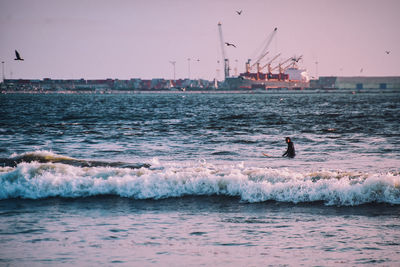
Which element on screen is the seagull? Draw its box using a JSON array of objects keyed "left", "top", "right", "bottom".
[
  {"left": 293, "top": 56, "right": 302, "bottom": 63},
  {"left": 225, "top": 42, "right": 237, "bottom": 48},
  {"left": 236, "top": 10, "right": 242, "bottom": 15},
  {"left": 385, "top": 51, "right": 390, "bottom": 54},
  {"left": 14, "top": 50, "right": 24, "bottom": 61}
]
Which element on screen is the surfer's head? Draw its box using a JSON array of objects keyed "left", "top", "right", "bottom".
[{"left": 285, "top": 137, "right": 291, "bottom": 143}]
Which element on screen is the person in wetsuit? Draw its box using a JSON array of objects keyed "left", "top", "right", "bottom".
[{"left": 282, "top": 137, "right": 295, "bottom": 158}]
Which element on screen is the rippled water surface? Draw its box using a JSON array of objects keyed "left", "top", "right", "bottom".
[
  {"left": 0, "top": 92, "right": 399, "bottom": 265},
  {"left": 1, "top": 93, "right": 399, "bottom": 170}
]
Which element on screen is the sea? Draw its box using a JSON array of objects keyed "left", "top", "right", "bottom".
[{"left": 0, "top": 91, "right": 399, "bottom": 266}]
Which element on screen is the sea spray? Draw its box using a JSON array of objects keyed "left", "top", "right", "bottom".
[{"left": 1, "top": 158, "right": 399, "bottom": 206}]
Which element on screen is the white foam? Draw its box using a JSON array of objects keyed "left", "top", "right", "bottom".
[{"left": 0, "top": 160, "right": 399, "bottom": 206}]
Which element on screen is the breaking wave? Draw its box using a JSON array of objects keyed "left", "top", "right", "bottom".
[
  {"left": 0, "top": 151, "right": 150, "bottom": 169},
  {"left": 0, "top": 152, "right": 399, "bottom": 206}
]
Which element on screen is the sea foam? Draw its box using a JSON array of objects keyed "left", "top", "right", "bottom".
[{"left": 0, "top": 153, "right": 399, "bottom": 206}]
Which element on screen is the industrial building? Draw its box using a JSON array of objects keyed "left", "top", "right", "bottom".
[{"left": 311, "top": 76, "right": 400, "bottom": 90}]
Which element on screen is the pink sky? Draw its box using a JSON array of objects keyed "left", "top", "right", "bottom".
[{"left": 1, "top": 0, "right": 399, "bottom": 80}]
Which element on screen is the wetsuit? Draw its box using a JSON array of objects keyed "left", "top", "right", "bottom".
[{"left": 283, "top": 141, "right": 295, "bottom": 158}]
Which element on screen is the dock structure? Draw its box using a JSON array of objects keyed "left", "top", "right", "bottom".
[
  {"left": 311, "top": 76, "right": 400, "bottom": 90},
  {"left": 1, "top": 76, "right": 399, "bottom": 93}
]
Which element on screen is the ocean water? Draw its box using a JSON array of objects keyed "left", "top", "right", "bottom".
[{"left": 0, "top": 92, "right": 399, "bottom": 266}]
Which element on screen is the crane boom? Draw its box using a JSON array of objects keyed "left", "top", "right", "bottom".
[
  {"left": 250, "top": 52, "right": 269, "bottom": 69},
  {"left": 250, "top": 27, "right": 277, "bottom": 68},
  {"left": 218, "top": 22, "right": 230, "bottom": 79},
  {"left": 279, "top": 57, "right": 295, "bottom": 73},
  {"left": 270, "top": 57, "right": 293, "bottom": 72},
  {"left": 260, "top": 53, "right": 281, "bottom": 71}
]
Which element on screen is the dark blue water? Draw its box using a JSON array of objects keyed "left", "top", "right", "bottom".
[
  {"left": 1, "top": 92, "right": 399, "bottom": 265},
  {"left": 1, "top": 93, "right": 399, "bottom": 169}
]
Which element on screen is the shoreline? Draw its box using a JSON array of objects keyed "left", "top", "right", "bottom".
[{"left": 1, "top": 88, "right": 399, "bottom": 94}]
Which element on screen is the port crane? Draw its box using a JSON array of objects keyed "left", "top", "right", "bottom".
[
  {"left": 248, "top": 27, "right": 277, "bottom": 71},
  {"left": 218, "top": 22, "right": 230, "bottom": 80},
  {"left": 261, "top": 53, "right": 281, "bottom": 73},
  {"left": 275, "top": 57, "right": 296, "bottom": 73}
]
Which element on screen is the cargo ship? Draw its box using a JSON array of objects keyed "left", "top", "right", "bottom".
[
  {"left": 218, "top": 23, "right": 309, "bottom": 90},
  {"left": 224, "top": 60, "right": 309, "bottom": 90}
]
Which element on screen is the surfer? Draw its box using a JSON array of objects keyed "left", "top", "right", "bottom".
[{"left": 282, "top": 137, "right": 295, "bottom": 158}]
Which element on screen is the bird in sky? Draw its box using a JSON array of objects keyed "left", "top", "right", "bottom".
[
  {"left": 236, "top": 10, "right": 242, "bottom": 15},
  {"left": 385, "top": 51, "right": 390, "bottom": 54},
  {"left": 292, "top": 55, "right": 303, "bottom": 63},
  {"left": 14, "top": 50, "right": 24, "bottom": 61},
  {"left": 225, "top": 42, "right": 237, "bottom": 48}
]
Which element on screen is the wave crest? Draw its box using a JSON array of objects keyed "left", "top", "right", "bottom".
[
  {"left": 1, "top": 157, "right": 399, "bottom": 206},
  {"left": 1, "top": 151, "right": 150, "bottom": 169}
]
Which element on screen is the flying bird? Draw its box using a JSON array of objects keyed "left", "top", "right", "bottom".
[
  {"left": 225, "top": 42, "right": 237, "bottom": 48},
  {"left": 292, "top": 55, "right": 302, "bottom": 63},
  {"left": 385, "top": 51, "right": 390, "bottom": 54},
  {"left": 14, "top": 50, "right": 24, "bottom": 61},
  {"left": 236, "top": 10, "right": 242, "bottom": 15}
]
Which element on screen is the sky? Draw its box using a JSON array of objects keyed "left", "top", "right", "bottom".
[{"left": 1, "top": 0, "right": 399, "bottom": 80}]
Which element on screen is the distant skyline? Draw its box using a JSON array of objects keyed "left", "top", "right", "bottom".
[{"left": 1, "top": 0, "right": 399, "bottom": 80}]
